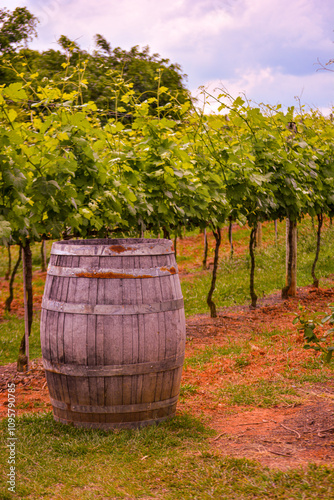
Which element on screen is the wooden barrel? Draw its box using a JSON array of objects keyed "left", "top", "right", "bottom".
[{"left": 40, "top": 238, "right": 186, "bottom": 430}]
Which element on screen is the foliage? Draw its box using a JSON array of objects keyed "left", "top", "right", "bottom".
[
  {"left": 0, "top": 78, "right": 124, "bottom": 245},
  {"left": 293, "top": 303, "right": 334, "bottom": 363},
  {"left": 1, "top": 41, "right": 334, "bottom": 315},
  {"left": 1, "top": 33, "right": 190, "bottom": 115}
]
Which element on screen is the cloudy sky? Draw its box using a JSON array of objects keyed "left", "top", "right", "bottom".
[{"left": 6, "top": 0, "right": 334, "bottom": 113}]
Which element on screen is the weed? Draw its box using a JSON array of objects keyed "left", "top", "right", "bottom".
[
  {"left": 180, "top": 383, "right": 198, "bottom": 397},
  {"left": 234, "top": 356, "right": 251, "bottom": 370}
]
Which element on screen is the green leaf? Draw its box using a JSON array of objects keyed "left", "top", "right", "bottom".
[
  {"left": 79, "top": 208, "right": 93, "bottom": 220},
  {"left": 233, "top": 96, "right": 245, "bottom": 107},
  {"left": 8, "top": 130, "right": 22, "bottom": 145},
  {"left": 8, "top": 109, "right": 17, "bottom": 122},
  {"left": 124, "top": 190, "right": 137, "bottom": 203},
  {"left": 0, "top": 219, "right": 12, "bottom": 241},
  {"left": 4, "top": 82, "right": 27, "bottom": 101},
  {"left": 180, "top": 101, "right": 191, "bottom": 115}
]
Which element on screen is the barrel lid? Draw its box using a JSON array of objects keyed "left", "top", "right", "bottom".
[{"left": 51, "top": 238, "right": 174, "bottom": 256}]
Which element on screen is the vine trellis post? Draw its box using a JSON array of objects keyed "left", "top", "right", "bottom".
[
  {"left": 282, "top": 218, "right": 297, "bottom": 298},
  {"left": 22, "top": 245, "right": 29, "bottom": 372}
]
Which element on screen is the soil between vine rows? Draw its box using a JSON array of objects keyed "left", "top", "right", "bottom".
[{"left": 0, "top": 282, "right": 334, "bottom": 471}]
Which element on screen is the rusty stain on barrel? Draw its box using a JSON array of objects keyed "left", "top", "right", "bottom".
[
  {"left": 108, "top": 245, "right": 132, "bottom": 254},
  {"left": 40, "top": 238, "right": 186, "bottom": 430},
  {"left": 75, "top": 271, "right": 153, "bottom": 279}
]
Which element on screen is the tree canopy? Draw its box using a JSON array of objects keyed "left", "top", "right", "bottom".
[
  {"left": 0, "top": 7, "right": 38, "bottom": 54},
  {"left": 0, "top": 8, "right": 190, "bottom": 113}
]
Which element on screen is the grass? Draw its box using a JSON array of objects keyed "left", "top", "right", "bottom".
[
  {"left": 0, "top": 314, "right": 42, "bottom": 365},
  {"left": 0, "top": 240, "right": 53, "bottom": 277},
  {"left": 1, "top": 412, "right": 334, "bottom": 499},
  {"left": 179, "top": 382, "right": 199, "bottom": 398},
  {"left": 185, "top": 343, "right": 249, "bottom": 370},
  {"left": 217, "top": 379, "right": 300, "bottom": 408},
  {"left": 183, "top": 324, "right": 334, "bottom": 409},
  {"left": 284, "top": 368, "right": 334, "bottom": 384},
  {"left": 182, "top": 220, "right": 334, "bottom": 316},
  {"left": 0, "top": 240, "right": 49, "bottom": 365}
]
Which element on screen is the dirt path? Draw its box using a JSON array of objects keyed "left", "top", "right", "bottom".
[{"left": 210, "top": 399, "right": 334, "bottom": 470}]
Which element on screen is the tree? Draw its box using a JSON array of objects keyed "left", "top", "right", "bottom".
[
  {"left": 0, "top": 7, "right": 38, "bottom": 54},
  {"left": 95, "top": 34, "right": 111, "bottom": 55}
]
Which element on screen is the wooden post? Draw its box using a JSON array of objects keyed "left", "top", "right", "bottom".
[
  {"left": 22, "top": 246, "right": 29, "bottom": 371},
  {"left": 5, "top": 244, "right": 11, "bottom": 280},
  {"left": 255, "top": 222, "right": 262, "bottom": 248},
  {"left": 41, "top": 239, "right": 47, "bottom": 272},
  {"left": 284, "top": 218, "right": 297, "bottom": 297},
  {"left": 311, "top": 213, "right": 323, "bottom": 288}
]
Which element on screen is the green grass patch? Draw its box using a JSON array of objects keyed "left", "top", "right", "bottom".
[
  {"left": 180, "top": 382, "right": 199, "bottom": 397},
  {"left": 249, "top": 328, "right": 295, "bottom": 354},
  {"left": 217, "top": 379, "right": 300, "bottom": 408},
  {"left": 1, "top": 219, "right": 334, "bottom": 364},
  {"left": 0, "top": 314, "right": 42, "bottom": 365},
  {"left": 284, "top": 367, "right": 334, "bottom": 384},
  {"left": 185, "top": 343, "right": 248, "bottom": 369},
  {"left": 234, "top": 356, "right": 251, "bottom": 370},
  {"left": 1, "top": 412, "right": 334, "bottom": 499}
]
